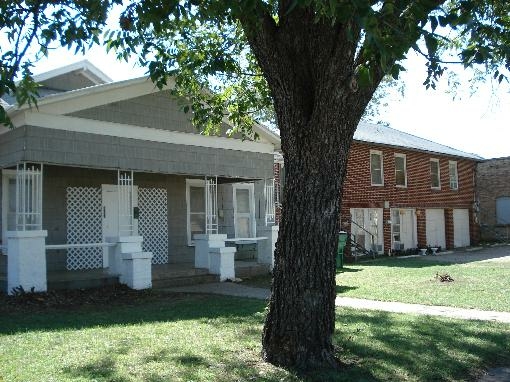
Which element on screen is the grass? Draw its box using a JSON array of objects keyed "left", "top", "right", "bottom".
[
  {"left": 0, "top": 292, "right": 509, "bottom": 381},
  {"left": 336, "top": 255, "right": 510, "bottom": 311}
]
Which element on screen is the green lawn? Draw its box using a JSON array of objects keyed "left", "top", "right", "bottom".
[
  {"left": 1, "top": 292, "right": 509, "bottom": 381},
  {"left": 336, "top": 255, "right": 510, "bottom": 311}
]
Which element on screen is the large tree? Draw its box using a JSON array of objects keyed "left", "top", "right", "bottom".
[{"left": 1, "top": 0, "right": 509, "bottom": 371}]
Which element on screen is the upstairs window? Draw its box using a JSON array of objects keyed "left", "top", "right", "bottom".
[
  {"left": 395, "top": 154, "right": 407, "bottom": 187},
  {"left": 449, "top": 161, "right": 459, "bottom": 190},
  {"left": 370, "top": 150, "right": 384, "bottom": 186},
  {"left": 430, "top": 159, "right": 440, "bottom": 189}
]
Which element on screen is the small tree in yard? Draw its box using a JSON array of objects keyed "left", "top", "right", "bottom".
[{"left": 1, "top": 0, "right": 509, "bottom": 371}]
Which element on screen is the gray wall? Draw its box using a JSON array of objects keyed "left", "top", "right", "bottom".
[
  {"left": 69, "top": 90, "right": 237, "bottom": 137},
  {"left": 41, "top": 166, "right": 271, "bottom": 270},
  {"left": 0, "top": 127, "right": 25, "bottom": 168},
  {"left": 0, "top": 126, "right": 274, "bottom": 180}
]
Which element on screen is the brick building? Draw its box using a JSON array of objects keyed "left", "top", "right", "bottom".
[
  {"left": 477, "top": 157, "right": 510, "bottom": 242},
  {"left": 274, "top": 123, "right": 482, "bottom": 255},
  {"left": 339, "top": 123, "right": 482, "bottom": 255}
]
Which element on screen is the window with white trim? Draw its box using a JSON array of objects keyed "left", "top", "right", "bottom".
[
  {"left": 394, "top": 154, "right": 407, "bottom": 187},
  {"left": 430, "top": 159, "right": 440, "bottom": 189},
  {"left": 449, "top": 161, "right": 458, "bottom": 190},
  {"left": 233, "top": 183, "right": 255, "bottom": 238},
  {"left": 186, "top": 179, "right": 205, "bottom": 245},
  {"left": 370, "top": 150, "right": 384, "bottom": 186}
]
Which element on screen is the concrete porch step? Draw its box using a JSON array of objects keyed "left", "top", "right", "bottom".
[
  {"left": 152, "top": 274, "right": 219, "bottom": 289},
  {"left": 235, "top": 262, "right": 271, "bottom": 279},
  {"left": 48, "top": 275, "right": 119, "bottom": 290}
]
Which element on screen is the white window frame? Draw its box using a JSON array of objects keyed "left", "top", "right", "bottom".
[
  {"left": 186, "top": 178, "right": 205, "bottom": 246},
  {"left": 1, "top": 170, "right": 16, "bottom": 246},
  {"left": 233, "top": 183, "right": 256, "bottom": 238},
  {"left": 430, "top": 158, "right": 441, "bottom": 190},
  {"left": 394, "top": 153, "right": 407, "bottom": 188},
  {"left": 449, "top": 160, "right": 459, "bottom": 190},
  {"left": 370, "top": 150, "right": 384, "bottom": 186}
]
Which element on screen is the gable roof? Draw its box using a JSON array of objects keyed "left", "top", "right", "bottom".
[
  {"left": 354, "top": 122, "right": 483, "bottom": 160},
  {"left": 6, "top": 62, "right": 281, "bottom": 149},
  {"left": 0, "top": 60, "right": 113, "bottom": 106},
  {"left": 33, "top": 60, "right": 112, "bottom": 88}
]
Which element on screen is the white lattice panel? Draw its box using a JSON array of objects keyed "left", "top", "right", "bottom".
[
  {"left": 139, "top": 188, "right": 168, "bottom": 264},
  {"left": 66, "top": 187, "right": 103, "bottom": 270}
]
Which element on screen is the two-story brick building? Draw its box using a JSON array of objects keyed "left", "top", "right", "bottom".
[
  {"left": 274, "top": 122, "right": 482, "bottom": 256},
  {"left": 339, "top": 123, "right": 482, "bottom": 255}
]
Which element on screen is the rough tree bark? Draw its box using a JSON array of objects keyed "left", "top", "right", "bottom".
[{"left": 241, "top": 5, "right": 383, "bottom": 370}]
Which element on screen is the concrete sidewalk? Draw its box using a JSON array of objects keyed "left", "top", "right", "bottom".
[
  {"left": 166, "top": 282, "right": 270, "bottom": 300},
  {"left": 167, "top": 282, "right": 510, "bottom": 323},
  {"left": 334, "top": 296, "right": 510, "bottom": 323}
]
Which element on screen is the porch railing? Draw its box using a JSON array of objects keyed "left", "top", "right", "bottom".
[
  {"left": 265, "top": 178, "right": 276, "bottom": 225},
  {"left": 16, "top": 162, "right": 43, "bottom": 231},
  {"left": 205, "top": 176, "right": 218, "bottom": 234},
  {"left": 118, "top": 170, "right": 135, "bottom": 236},
  {"left": 0, "top": 242, "right": 117, "bottom": 255},
  {"left": 45, "top": 242, "right": 117, "bottom": 250}
]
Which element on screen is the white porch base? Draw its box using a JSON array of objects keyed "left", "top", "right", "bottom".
[
  {"left": 209, "top": 247, "right": 236, "bottom": 281},
  {"left": 194, "top": 234, "right": 237, "bottom": 281},
  {"left": 256, "top": 225, "right": 279, "bottom": 271},
  {"left": 121, "top": 251, "right": 153, "bottom": 289},
  {"left": 113, "top": 236, "right": 153, "bottom": 290},
  {"left": 7, "top": 230, "right": 48, "bottom": 294}
]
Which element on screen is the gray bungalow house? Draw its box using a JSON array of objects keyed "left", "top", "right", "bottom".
[{"left": 0, "top": 61, "right": 280, "bottom": 293}]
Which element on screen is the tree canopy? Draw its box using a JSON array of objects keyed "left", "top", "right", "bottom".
[
  {"left": 1, "top": 1, "right": 509, "bottom": 129},
  {"left": 1, "top": 0, "right": 509, "bottom": 372}
]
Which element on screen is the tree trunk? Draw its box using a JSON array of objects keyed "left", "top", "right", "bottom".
[
  {"left": 240, "top": 5, "right": 382, "bottom": 371},
  {"left": 261, "top": 102, "right": 358, "bottom": 369}
]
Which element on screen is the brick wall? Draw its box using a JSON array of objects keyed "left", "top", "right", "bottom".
[
  {"left": 340, "top": 142, "right": 479, "bottom": 251},
  {"left": 476, "top": 157, "right": 510, "bottom": 241},
  {"left": 272, "top": 142, "right": 480, "bottom": 252}
]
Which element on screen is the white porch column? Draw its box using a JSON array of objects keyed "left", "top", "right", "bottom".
[
  {"left": 256, "top": 225, "right": 279, "bottom": 271},
  {"left": 194, "top": 234, "right": 236, "bottom": 281},
  {"left": 209, "top": 247, "right": 236, "bottom": 281},
  {"left": 113, "top": 236, "right": 153, "bottom": 290},
  {"left": 7, "top": 230, "right": 48, "bottom": 294},
  {"left": 194, "top": 234, "right": 227, "bottom": 269}
]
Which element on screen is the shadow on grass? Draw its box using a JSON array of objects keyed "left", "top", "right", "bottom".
[
  {"left": 2, "top": 294, "right": 509, "bottom": 381},
  {"left": 336, "top": 267, "right": 363, "bottom": 274},
  {"left": 335, "top": 285, "right": 358, "bottom": 294},
  {"left": 59, "top": 306, "right": 509, "bottom": 382},
  {"left": 0, "top": 294, "right": 266, "bottom": 335},
  {"left": 329, "top": 309, "right": 510, "bottom": 382}
]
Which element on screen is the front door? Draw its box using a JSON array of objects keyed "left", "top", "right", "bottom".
[
  {"left": 102, "top": 185, "right": 138, "bottom": 266},
  {"left": 392, "top": 209, "right": 416, "bottom": 250},
  {"left": 350, "top": 208, "right": 384, "bottom": 253},
  {"left": 453, "top": 209, "right": 470, "bottom": 247}
]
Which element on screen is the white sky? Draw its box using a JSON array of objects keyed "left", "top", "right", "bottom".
[{"left": 29, "top": 44, "right": 510, "bottom": 160}]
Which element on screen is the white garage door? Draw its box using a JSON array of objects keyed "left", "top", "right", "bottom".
[
  {"left": 426, "top": 209, "right": 446, "bottom": 248},
  {"left": 453, "top": 209, "right": 470, "bottom": 248}
]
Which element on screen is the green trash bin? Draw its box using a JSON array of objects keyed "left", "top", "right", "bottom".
[{"left": 337, "top": 231, "right": 348, "bottom": 269}]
